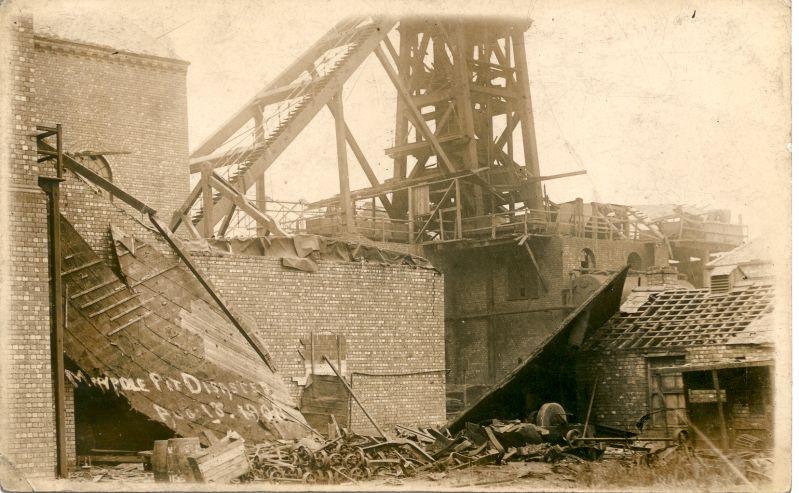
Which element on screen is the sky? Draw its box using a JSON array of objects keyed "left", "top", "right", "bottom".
[{"left": 9, "top": 0, "right": 792, "bottom": 239}]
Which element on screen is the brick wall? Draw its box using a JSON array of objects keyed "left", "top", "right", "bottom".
[
  {"left": 1, "top": 15, "right": 57, "bottom": 477},
  {"left": 33, "top": 34, "right": 190, "bottom": 216},
  {"left": 438, "top": 236, "right": 665, "bottom": 394},
  {"left": 193, "top": 254, "right": 447, "bottom": 432},
  {"left": 560, "top": 236, "right": 666, "bottom": 280},
  {"left": 575, "top": 344, "right": 774, "bottom": 433}
]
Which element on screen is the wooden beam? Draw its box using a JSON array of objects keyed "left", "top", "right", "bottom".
[
  {"left": 384, "top": 133, "right": 466, "bottom": 158},
  {"left": 182, "top": 213, "right": 202, "bottom": 240},
  {"left": 148, "top": 215, "right": 277, "bottom": 372},
  {"left": 194, "top": 20, "right": 394, "bottom": 234},
  {"left": 414, "top": 180, "right": 455, "bottom": 243},
  {"left": 711, "top": 369, "right": 729, "bottom": 449},
  {"left": 323, "top": 356, "right": 387, "bottom": 440},
  {"left": 523, "top": 241, "right": 549, "bottom": 293},
  {"left": 375, "top": 43, "right": 457, "bottom": 174},
  {"left": 496, "top": 112, "right": 519, "bottom": 150},
  {"left": 331, "top": 91, "right": 354, "bottom": 233},
  {"left": 200, "top": 166, "right": 214, "bottom": 238},
  {"left": 253, "top": 110, "right": 268, "bottom": 237},
  {"left": 305, "top": 169, "right": 476, "bottom": 209},
  {"left": 169, "top": 179, "right": 203, "bottom": 231},
  {"left": 471, "top": 85, "right": 518, "bottom": 100},
  {"left": 255, "top": 78, "right": 322, "bottom": 107},
  {"left": 191, "top": 17, "right": 367, "bottom": 158},
  {"left": 510, "top": 30, "right": 544, "bottom": 208},
  {"left": 452, "top": 22, "right": 479, "bottom": 170},
  {"left": 208, "top": 174, "right": 287, "bottom": 237},
  {"left": 326, "top": 102, "right": 393, "bottom": 213},
  {"left": 412, "top": 90, "right": 453, "bottom": 108},
  {"left": 393, "top": 26, "right": 411, "bottom": 180},
  {"left": 216, "top": 204, "right": 236, "bottom": 237}
]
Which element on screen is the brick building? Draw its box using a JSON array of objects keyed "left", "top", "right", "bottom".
[
  {"left": 427, "top": 233, "right": 669, "bottom": 413},
  {"left": 576, "top": 251, "right": 776, "bottom": 447},
  {"left": 2, "top": 15, "right": 56, "bottom": 478}
]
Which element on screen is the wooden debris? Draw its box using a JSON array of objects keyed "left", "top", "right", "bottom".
[
  {"left": 187, "top": 436, "right": 250, "bottom": 483},
  {"left": 484, "top": 426, "right": 505, "bottom": 454},
  {"left": 168, "top": 437, "right": 201, "bottom": 481},
  {"left": 152, "top": 440, "right": 169, "bottom": 482}
]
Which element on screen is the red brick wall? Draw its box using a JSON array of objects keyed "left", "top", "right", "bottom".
[
  {"left": 33, "top": 35, "right": 190, "bottom": 216},
  {"left": 1, "top": 15, "right": 57, "bottom": 477},
  {"left": 193, "top": 254, "right": 447, "bottom": 432}
]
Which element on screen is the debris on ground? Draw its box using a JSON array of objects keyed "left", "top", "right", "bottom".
[
  {"left": 65, "top": 404, "right": 775, "bottom": 488},
  {"left": 243, "top": 417, "right": 607, "bottom": 484}
]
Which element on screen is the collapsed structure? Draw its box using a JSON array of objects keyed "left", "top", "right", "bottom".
[{"left": 2, "top": 12, "right": 769, "bottom": 484}]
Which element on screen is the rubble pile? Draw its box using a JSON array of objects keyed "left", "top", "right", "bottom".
[{"left": 245, "top": 418, "right": 606, "bottom": 484}]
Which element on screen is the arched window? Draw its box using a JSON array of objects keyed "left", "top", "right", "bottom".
[
  {"left": 579, "top": 248, "right": 595, "bottom": 270},
  {"left": 77, "top": 154, "right": 113, "bottom": 199},
  {"left": 627, "top": 252, "right": 643, "bottom": 271}
]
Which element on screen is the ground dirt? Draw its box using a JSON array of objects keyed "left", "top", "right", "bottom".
[{"left": 27, "top": 450, "right": 777, "bottom": 493}]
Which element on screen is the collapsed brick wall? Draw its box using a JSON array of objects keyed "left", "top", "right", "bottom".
[
  {"left": 193, "top": 254, "right": 447, "bottom": 432},
  {"left": 1, "top": 15, "right": 58, "bottom": 478},
  {"left": 33, "top": 35, "right": 190, "bottom": 216},
  {"left": 575, "top": 344, "right": 775, "bottom": 433}
]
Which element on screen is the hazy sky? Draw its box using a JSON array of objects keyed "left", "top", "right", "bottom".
[{"left": 11, "top": 0, "right": 792, "bottom": 238}]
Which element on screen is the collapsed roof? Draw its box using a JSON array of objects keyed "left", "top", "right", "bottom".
[{"left": 583, "top": 283, "right": 775, "bottom": 351}]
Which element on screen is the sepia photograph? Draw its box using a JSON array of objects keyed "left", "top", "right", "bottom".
[{"left": 0, "top": 0, "right": 792, "bottom": 491}]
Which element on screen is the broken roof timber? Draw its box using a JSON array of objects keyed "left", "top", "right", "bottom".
[
  {"left": 447, "top": 266, "right": 629, "bottom": 432},
  {"left": 653, "top": 359, "right": 774, "bottom": 375}
]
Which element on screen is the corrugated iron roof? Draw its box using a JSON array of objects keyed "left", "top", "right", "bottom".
[{"left": 584, "top": 283, "right": 774, "bottom": 350}]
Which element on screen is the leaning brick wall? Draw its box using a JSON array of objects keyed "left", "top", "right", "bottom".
[
  {"left": 1, "top": 15, "right": 57, "bottom": 477},
  {"left": 194, "top": 254, "right": 447, "bottom": 432},
  {"left": 33, "top": 35, "right": 190, "bottom": 216}
]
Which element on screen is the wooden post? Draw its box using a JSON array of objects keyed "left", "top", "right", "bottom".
[
  {"left": 37, "top": 123, "right": 68, "bottom": 479},
  {"left": 408, "top": 186, "right": 415, "bottom": 243},
  {"left": 452, "top": 22, "right": 478, "bottom": 170},
  {"left": 711, "top": 369, "right": 729, "bottom": 449},
  {"left": 323, "top": 356, "right": 387, "bottom": 439},
  {"left": 511, "top": 30, "right": 544, "bottom": 209},
  {"left": 332, "top": 91, "right": 354, "bottom": 234},
  {"left": 393, "top": 26, "right": 410, "bottom": 181},
  {"left": 253, "top": 109, "right": 267, "bottom": 237},
  {"left": 39, "top": 174, "right": 68, "bottom": 479},
  {"left": 201, "top": 164, "right": 214, "bottom": 238},
  {"left": 455, "top": 178, "right": 462, "bottom": 239}
]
